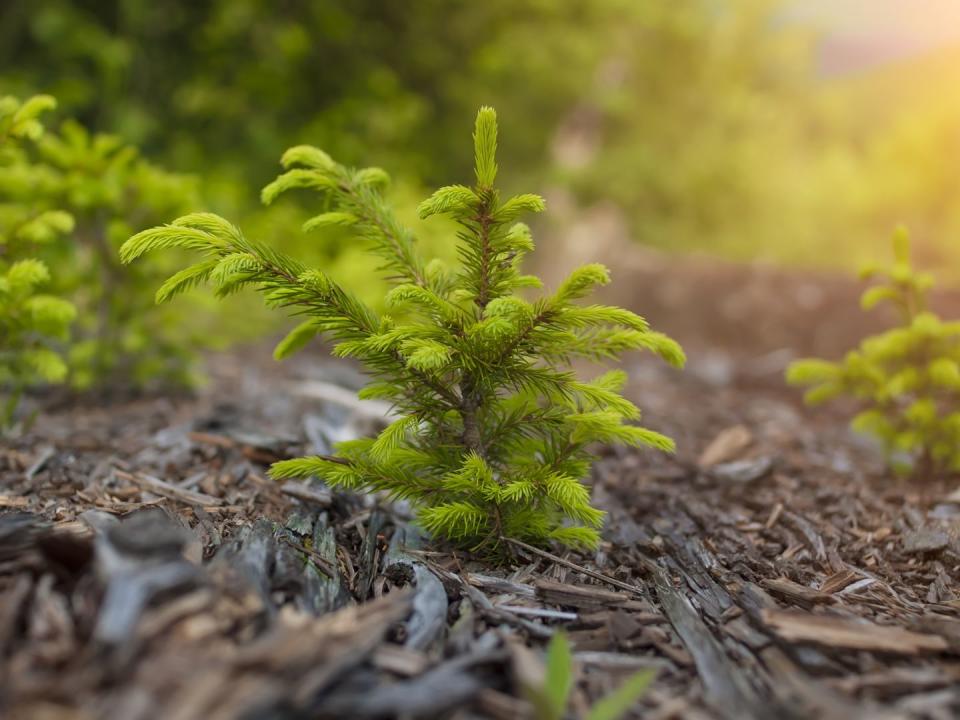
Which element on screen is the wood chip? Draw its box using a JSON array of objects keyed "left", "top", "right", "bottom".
[
  {"left": 761, "top": 610, "right": 949, "bottom": 655},
  {"left": 114, "top": 470, "right": 224, "bottom": 507},
  {"left": 760, "top": 577, "right": 834, "bottom": 607},
  {"left": 698, "top": 425, "right": 753, "bottom": 468},
  {"left": 534, "top": 578, "right": 631, "bottom": 609}
]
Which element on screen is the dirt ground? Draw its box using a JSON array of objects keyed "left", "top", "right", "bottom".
[{"left": 1, "top": 252, "right": 959, "bottom": 720}]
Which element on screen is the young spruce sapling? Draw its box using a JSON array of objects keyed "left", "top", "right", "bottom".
[
  {"left": 121, "top": 108, "right": 685, "bottom": 551},
  {"left": 0, "top": 95, "right": 76, "bottom": 428},
  {"left": 787, "top": 228, "right": 960, "bottom": 476}
]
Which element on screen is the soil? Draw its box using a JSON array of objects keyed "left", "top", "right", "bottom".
[{"left": 1, "top": 254, "right": 959, "bottom": 720}]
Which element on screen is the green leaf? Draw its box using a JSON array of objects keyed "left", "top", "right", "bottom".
[
  {"left": 586, "top": 669, "right": 655, "bottom": 720},
  {"left": 155, "top": 259, "right": 219, "bottom": 303},
  {"left": 496, "top": 193, "right": 546, "bottom": 221},
  {"left": 354, "top": 166, "right": 390, "bottom": 188},
  {"left": 261, "top": 169, "right": 335, "bottom": 204},
  {"left": 860, "top": 285, "right": 898, "bottom": 311},
  {"left": 544, "top": 632, "right": 574, "bottom": 720},
  {"left": 302, "top": 211, "right": 358, "bottom": 233},
  {"left": 370, "top": 416, "right": 418, "bottom": 462},
  {"left": 280, "top": 145, "right": 335, "bottom": 171},
  {"left": 891, "top": 225, "right": 910, "bottom": 265},
  {"left": 273, "top": 320, "right": 321, "bottom": 360},
  {"left": 418, "top": 185, "right": 478, "bottom": 219},
  {"left": 555, "top": 264, "right": 610, "bottom": 302},
  {"left": 473, "top": 106, "right": 498, "bottom": 188},
  {"left": 119, "top": 225, "right": 222, "bottom": 263}
]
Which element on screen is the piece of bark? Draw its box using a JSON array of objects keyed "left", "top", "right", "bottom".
[
  {"left": 645, "top": 560, "right": 767, "bottom": 720},
  {"left": 371, "top": 643, "right": 430, "bottom": 676},
  {"left": 115, "top": 470, "right": 224, "bottom": 507},
  {"left": 316, "top": 634, "right": 502, "bottom": 718},
  {"left": 534, "top": 578, "right": 631, "bottom": 609},
  {"left": 467, "top": 572, "right": 537, "bottom": 599},
  {"left": 384, "top": 526, "right": 448, "bottom": 652},
  {"left": 760, "top": 645, "right": 887, "bottom": 720},
  {"left": 709, "top": 457, "right": 774, "bottom": 484},
  {"left": 901, "top": 529, "right": 950, "bottom": 555},
  {"left": 819, "top": 569, "right": 860, "bottom": 595},
  {"left": 698, "top": 425, "right": 753, "bottom": 468},
  {"left": 356, "top": 510, "right": 385, "bottom": 600},
  {"left": 280, "top": 481, "right": 333, "bottom": 507},
  {"left": 761, "top": 577, "right": 834, "bottom": 608},
  {"left": 761, "top": 609, "right": 949, "bottom": 654}
]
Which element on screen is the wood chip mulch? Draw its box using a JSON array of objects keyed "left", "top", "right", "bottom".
[{"left": 1, "top": 345, "right": 959, "bottom": 720}]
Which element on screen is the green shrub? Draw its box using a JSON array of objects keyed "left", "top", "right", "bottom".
[
  {"left": 787, "top": 228, "right": 960, "bottom": 475},
  {"left": 35, "top": 119, "right": 206, "bottom": 388},
  {"left": 0, "top": 94, "right": 76, "bottom": 428},
  {"left": 121, "top": 107, "right": 684, "bottom": 551}
]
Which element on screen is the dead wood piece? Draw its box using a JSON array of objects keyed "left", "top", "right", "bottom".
[
  {"left": 709, "top": 457, "right": 774, "bottom": 484},
  {"left": 829, "top": 665, "right": 960, "bottom": 697},
  {"left": 476, "top": 688, "right": 534, "bottom": 720},
  {"left": 782, "top": 510, "right": 827, "bottom": 562},
  {"left": 462, "top": 583, "right": 554, "bottom": 639},
  {"left": 760, "top": 645, "right": 889, "bottom": 720},
  {"left": 508, "top": 638, "right": 545, "bottom": 703},
  {"left": 94, "top": 562, "right": 202, "bottom": 648},
  {"left": 901, "top": 528, "right": 950, "bottom": 555},
  {"left": 761, "top": 609, "right": 950, "bottom": 655},
  {"left": 0, "top": 495, "right": 29, "bottom": 509},
  {"left": 308, "top": 519, "right": 352, "bottom": 613},
  {"left": 497, "top": 605, "right": 577, "bottom": 621},
  {"left": 534, "top": 578, "right": 631, "bottom": 609},
  {"left": 236, "top": 590, "right": 411, "bottom": 682},
  {"left": 385, "top": 527, "right": 448, "bottom": 652},
  {"left": 280, "top": 480, "right": 333, "bottom": 507},
  {"left": 913, "top": 617, "right": 960, "bottom": 653},
  {"left": 0, "top": 574, "right": 32, "bottom": 654},
  {"left": 280, "top": 536, "right": 335, "bottom": 579},
  {"left": 502, "top": 537, "right": 646, "bottom": 597},
  {"left": 371, "top": 644, "right": 430, "bottom": 676},
  {"left": 317, "top": 635, "right": 504, "bottom": 718},
  {"left": 114, "top": 470, "right": 223, "bottom": 507},
  {"left": 698, "top": 425, "right": 753, "bottom": 468},
  {"left": 646, "top": 560, "right": 766, "bottom": 720},
  {"left": 761, "top": 577, "right": 834, "bottom": 607},
  {"left": 574, "top": 651, "right": 670, "bottom": 671},
  {"left": 819, "top": 569, "right": 860, "bottom": 595},
  {"left": 467, "top": 572, "right": 537, "bottom": 598},
  {"left": 357, "top": 510, "right": 385, "bottom": 599}
]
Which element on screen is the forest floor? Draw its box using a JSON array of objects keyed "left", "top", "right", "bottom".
[{"left": 2, "top": 253, "right": 960, "bottom": 720}]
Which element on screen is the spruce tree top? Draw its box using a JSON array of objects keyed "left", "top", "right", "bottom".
[{"left": 121, "top": 107, "right": 685, "bottom": 552}]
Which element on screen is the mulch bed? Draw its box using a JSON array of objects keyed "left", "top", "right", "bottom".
[{"left": 2, "top": 267, "right": 960, "bottom": 719}]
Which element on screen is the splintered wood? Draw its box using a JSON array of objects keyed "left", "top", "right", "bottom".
[{"left": 760, "top": 610, "right": 949, "bottom": 655}]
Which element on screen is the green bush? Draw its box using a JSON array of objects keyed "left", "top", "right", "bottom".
[
  {"left": 0, "top": 94, "right": 76, "bottom": 428},
  {"left": 121, "top": 107, "right": 684, "bottom": 551},
  {"left": 787, "top": 228, "right": 960, "bottom": 475},
  {"left": 35, "top": 119, "right": 208, "bottom": 388}
]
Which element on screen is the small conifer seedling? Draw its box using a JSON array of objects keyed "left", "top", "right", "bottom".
[
  {"left": 121, "top": 108, "right": 685, "bottom": 551},
  {"left": 787, "top": 228, "right": 960, "bottom": 475},
  {"left": 0, "top": 95, "right": 76, "bottom": 428}
]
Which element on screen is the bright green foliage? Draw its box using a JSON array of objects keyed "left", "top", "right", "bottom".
[
  {"left": 33, "top": 120, "right": 204, "bottom": 388},
  {"left": 787, "top": 228, "right": 960, "bottom": 475},
  {"left": 0, "top": 95, "right": 76, "bottom": 428},
  {"left": 526, "top": 632, "right": 654, "bottom": 720},
  {"left": 122, "top": 108, "right": 684, "bottom": 552}
]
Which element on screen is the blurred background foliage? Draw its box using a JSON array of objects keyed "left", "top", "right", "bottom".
[{"left": 2, "top": 0, "right": 960, "bottom": 389}]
